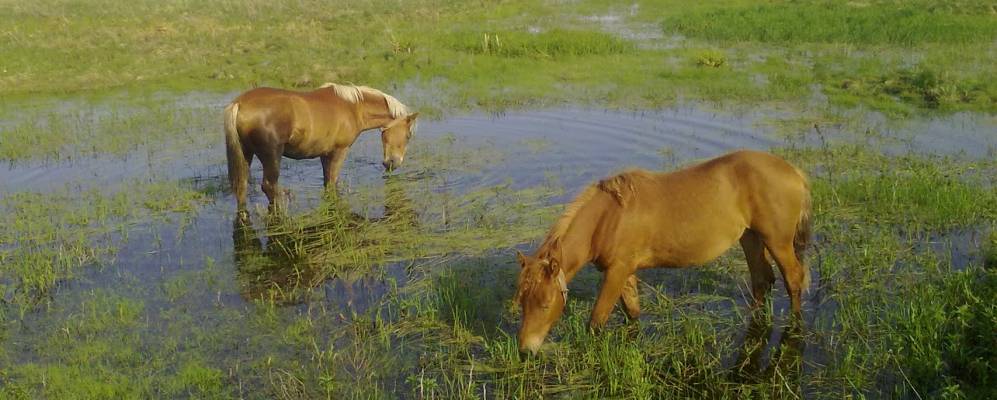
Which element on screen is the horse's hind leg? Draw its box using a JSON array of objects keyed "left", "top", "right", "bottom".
[
  {"left": 763, "top": 239, "right": 806, "bottom": 316},
  {"left": 740, "top": 230, "right": 775, "bottom": 308},
  {"left": 619, "top": 274, "right": 640, "bottom": 320},
  {"left": 236, "top": 148, "right": 255, "bottom": 210},
  {"left": 258, "top": 145, "right": 283, "bottom": 210}
]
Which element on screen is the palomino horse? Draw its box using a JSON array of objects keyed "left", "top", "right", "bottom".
[
  {"left": 515, "top": 150, "right": 811, "bottom": 353},
  {"left": 224, "top": 83, "right": 419, "bottom": 209}
]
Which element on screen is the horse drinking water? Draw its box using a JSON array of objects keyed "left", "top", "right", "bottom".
[
  {"left": 515, "top": 150, "right": 811, "bottom": 354},
  {"left": 224, "top": 83, "right": 419, "bottom": 209}
]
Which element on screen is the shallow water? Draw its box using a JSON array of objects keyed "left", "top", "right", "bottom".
[
  {"left": 2, "top": 95, "right": 994, "bottom": 396},
  {"left": 2, "top": 103, "right": 786, "bottom": 310},
  {"left": 4, "top": 100, "right": 994, "bottom": 194}
]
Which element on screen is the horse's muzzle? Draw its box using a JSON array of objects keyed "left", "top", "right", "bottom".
[
  {"left": 518, "top": 336, "right": 543, "bottom": 355},
  {"left": 383, "top": 157, "right": 403, "bottom": 172}
]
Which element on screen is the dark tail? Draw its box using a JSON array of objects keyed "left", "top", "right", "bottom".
[
  {"left": 224, "top": 103, "right": 248, "bottom": 209},
  {"left": 793, "top": 170, "right": 812, "bottom": 294}
]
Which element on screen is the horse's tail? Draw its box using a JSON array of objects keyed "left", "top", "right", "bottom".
[
  {"left": 793, "top": 169, "right": 812, "bottom": 294},
  {"left": 224, "top": 102, "right": 248, "bottom": 209}
]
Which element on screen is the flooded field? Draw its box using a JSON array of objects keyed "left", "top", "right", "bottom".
[
  {"left": 2, "top": 0, "right": 996, "bottom": 397},
  {"left": 1, "top": 91, "right": 994, "bottom": 398}
]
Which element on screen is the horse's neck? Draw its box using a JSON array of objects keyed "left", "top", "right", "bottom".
[
  {"left": 544, "top": 199, "right": 605, "bottom": 283},
  {"left": 357, "top": 93, "right": 394, "bottom": 131}
]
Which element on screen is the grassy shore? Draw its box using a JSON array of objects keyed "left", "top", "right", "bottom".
[{"left": 1, "top": 0, "right": 993, "bottom": 115}]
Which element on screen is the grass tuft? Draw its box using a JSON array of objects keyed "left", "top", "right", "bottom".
[{"left": 694, "top": 49, "right": 726, "bottom": 68}]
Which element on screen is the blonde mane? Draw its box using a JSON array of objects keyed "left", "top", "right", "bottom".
[{"left": 320, "top": 82, "right": 409, "bottom": 119}]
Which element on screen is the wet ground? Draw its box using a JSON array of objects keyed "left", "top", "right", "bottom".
[{"left": 1, "top": 93, "right": 994, "bottom": 396}]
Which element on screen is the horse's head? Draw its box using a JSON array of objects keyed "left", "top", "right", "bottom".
[
  {"left": 515, "top": 249, "right": 568, "bottom": 354},
  {"left": 381, "top": 112, "right": 419, "bottom": 172}
]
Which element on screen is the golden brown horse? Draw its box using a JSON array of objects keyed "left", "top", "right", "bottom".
[
  {"left": 224, "top": 83, "right": 419, "bottom": 209},
  {"left": 515, "top": 150, "right": 811, "bottom": 353}
]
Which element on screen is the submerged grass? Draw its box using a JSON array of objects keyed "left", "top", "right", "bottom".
[
  {"left": 233, "top": 136, "right": 563, "bottom": 303},
  {"left": 0, "top": 93, "right": 219, "bottom": 162},
  {"left": 3, "top": 137, "right": 996, "bottom": 398},
  {"left": 0, "top": 180, "right": 210, "bottom": 311}
]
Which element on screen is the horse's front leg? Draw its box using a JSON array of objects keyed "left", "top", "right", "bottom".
[
  {"left": 590, "top": 267, "right": 631, "bottom": 330},
  {"left": 619, "top": 274, "right": 641, "bottom": 320},
  {"left": 321, "top": 147, "right": 350, "bottom": 188}
]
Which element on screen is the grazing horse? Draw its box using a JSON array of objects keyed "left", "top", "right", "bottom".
[
  {"left": 224, "top": 83, "right": 419, "bottom": 209},
  {"left": 515, "top": 150, "right": 811, "bottom": 354}
]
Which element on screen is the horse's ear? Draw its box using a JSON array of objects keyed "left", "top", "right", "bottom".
[
  {"left": 549, "top": 239, "right": 563, "bottom": 261},
  {"left": 542, "top": 257, "right": 560, "bottom": 277},
  {"left": 515, "top": 250, "right": 527, "bottom": 268},
  {"left": 547, "top": 257, "right": 561, "bottom": 276},
  {"left": 407, "top": 112, "right": 420, "bottom": 122}
]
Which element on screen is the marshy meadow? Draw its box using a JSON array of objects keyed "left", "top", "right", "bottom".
[{"left": 1, "top": 0, "right": 995, "bottom": 398}]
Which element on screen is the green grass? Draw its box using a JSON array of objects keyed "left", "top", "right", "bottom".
[
  {"left": 659, "top": 0, "right": 997, "bottom": 115},
  {"left": 822, "top": 66, "right": 997, "bottom": 113},
  {"left": 987, "top": 232, "right": 997, "bottom": 269},
  {"left": 1, "top": 0, "right": 994, "bottom": 116},
  {"left": 780, "top": 145, "right": 997, "bottom": 231},
  {"left": 888, "top": 268, "right": 997, "bottom": 398},
  {"left": 666, "top": 2, "right": 997, "bottom": 45}
]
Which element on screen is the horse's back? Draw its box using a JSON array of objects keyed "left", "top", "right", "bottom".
[
  {"left": 234, "top": 86, "right": 325, "bottom": 102},
  {"left": 716, "top": 150, "right": 806, "bottom": 185},
  {"left": 228, "top": 86, "right": 360, "bottom": 160},
  {"left": 231, "top": 88, "right": 333, "bottom": 135},
  {"left": 233, "top": 87, "right": 346, "bottom": 116},
  {"left": 602, "top": 150, "right": 804, "bottom": 206},
  {"left": 708, "top": 150, "right": 809, "bottom": 243},
  {"left": 594, "top": 150, "right": 808, "bottom": 267},
  {"left": 716, "top": 150, "right": 808, "bottom": 208},
  {"left": 229, "top": 89, "right": 296, "bottom": 142}
]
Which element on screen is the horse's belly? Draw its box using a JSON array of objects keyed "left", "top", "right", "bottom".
[
  {"left": 646, "top": 224, "right": 744, "bottom": 267},
  {"left": 283, "top": 135, "right": 335, "bottom": 159},
  {"left": 282, "top": 147, "right": 319, "bottom": 160}
]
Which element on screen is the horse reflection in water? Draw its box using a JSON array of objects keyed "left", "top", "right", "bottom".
[
  {"left": 730, "top": 311, "right": 805, "bottom": 395},
  {"left": 232, "top": 179, "right": 418, "bottom": 308}
]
